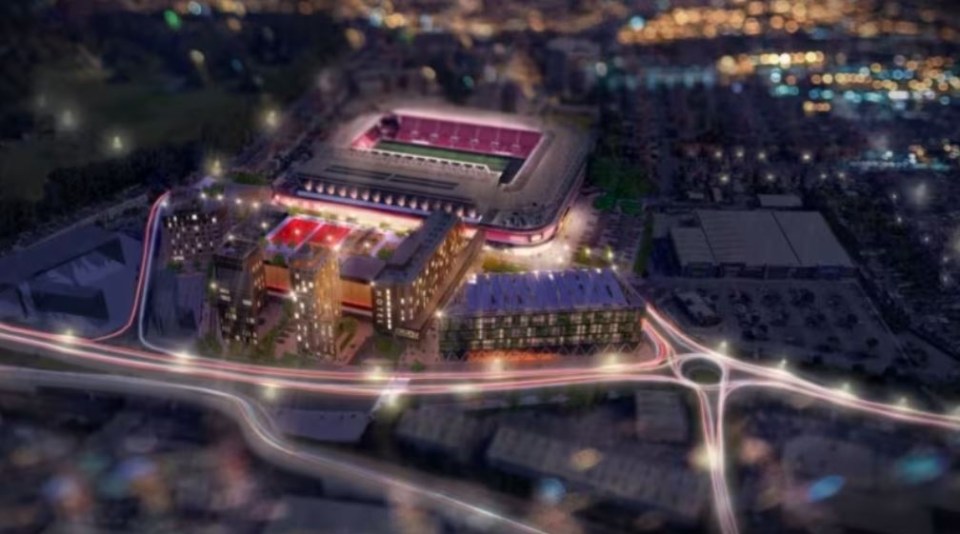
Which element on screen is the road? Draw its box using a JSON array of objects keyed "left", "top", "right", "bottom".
[{"left": 0, "top": 189, "right": 958, "bottom": 533}]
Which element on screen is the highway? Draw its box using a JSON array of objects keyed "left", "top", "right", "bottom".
[{"left": 0, "top": 191, "right": 958, "bottom": 533}]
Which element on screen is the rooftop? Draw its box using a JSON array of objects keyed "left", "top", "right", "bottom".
[
  {"left": 377, "top": 211, "right": 458, "bottom": 284},
  {"left": 671, "top": 210, "right": 854, "bottom": 269},
  {"left": 340, "top": 254, "right": 385, "bottom": 282},
  {"left": 0, "top": 225, "right": 141, "bottom": 336},
  {"left": 487, "top": 426, "right": 708, "bottom": 521},
  {"left": 444, "top": 268, "right": 644, "bottom": 316},
  {"left": 215, "top": 237, "right": 261, "bottom": 262},
  {"left": 757, "top": 193, "right": 803, "bottom": 209}
]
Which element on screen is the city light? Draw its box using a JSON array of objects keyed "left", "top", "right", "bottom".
[
  {"left": 60, "top": 330, "right": 76, "bottom": 344},
  {"left": 261, "top": 381, "right": 280, "bottom": 401},
  {"left": 110, "top": 134, "right": 125, "bottom": 153}
]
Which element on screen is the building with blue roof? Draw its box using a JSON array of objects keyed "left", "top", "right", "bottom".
[{"left": 437, "top": 268, "right": 645, "bottom": 358}]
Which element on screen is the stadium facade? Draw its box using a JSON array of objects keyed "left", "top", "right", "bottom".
[{"left": 276, "top": 104, "right": 590, "bottom": 247}]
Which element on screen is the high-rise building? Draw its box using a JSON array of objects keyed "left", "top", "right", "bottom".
[
  {"left": 162, "top": 189, "right": 227, "bottom": 267},
  {"left": 213, "top": 238, "right": 265, "bottom": 344},
  {"left": 438, "top": 268, "right": 645, "bottom": 359},
  {"left": 289, "top": 245, "right": 341, "bottom": 359},
  {"left": 372, "top": 212, "right": 483, "bottom": 340}
]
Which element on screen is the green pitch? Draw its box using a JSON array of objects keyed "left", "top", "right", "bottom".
[{"left": 375, "top": 140, "right": 515, "bottom": 172}]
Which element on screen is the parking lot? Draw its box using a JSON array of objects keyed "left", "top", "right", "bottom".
[{"left": 649, "top": 278, "right": 902, "bottom": 374}]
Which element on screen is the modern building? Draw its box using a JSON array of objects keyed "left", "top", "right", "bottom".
[
  {"left": 212, "top": 238, "right": 265, "bottom": 344},
  {"left": 340, "top": 255, "right": 385, "bottom": 313},
  {"left": 437, "top": 268, "right": 645, "bottom": 359},
  {"left": 161, "top": 188, "right": 227, "bottom": 267},
  {"left": 372, "top": 211, "right": 483, "bottom": 340},
  {"left": 289, "top": 245, "right": 341, "bottom": 359},
  {"left": 669, "top": 210, "right": 855, "bottom": 278}
]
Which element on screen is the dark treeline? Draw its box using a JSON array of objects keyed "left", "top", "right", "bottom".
[{"left": 0, "top": 143, "right": 200, "bottom": 243}]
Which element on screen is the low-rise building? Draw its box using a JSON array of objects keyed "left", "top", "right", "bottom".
[
  {"left": 212, "top": 238, "right": 265, "bottom": 344},
  {"left": 289, "top": 245, "right": 341, "bottom": 359},
  {"left": 486, "top": 426, "right": 708, "bottom": 523},
  {"left": 438, "top": 268, "right": 645, "bottom": 359}
]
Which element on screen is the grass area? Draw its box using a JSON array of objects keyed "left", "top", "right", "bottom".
[
  {"left": 375, "top": 140, "right": 515, "bottom": 172},
  {"left": 482, "top": 256, "right": 525, "bottom": 273},
  {"left": 1, "top": 63, "right": 253, "bottom": 199},
  {"left": 0, "top": 349, "right": 98, "bottom": 373},
  {"left": 231, "top": 171, "right": 270, "bottom": 186},
  {"left": 587, "top": 154, "right": 655, "bottom": 213},
  {"left": 686, "top": 367, "right": 721, "bottom": 385},
  {"left": 372, "top": 334, "right": 404, "bottom": 363}
]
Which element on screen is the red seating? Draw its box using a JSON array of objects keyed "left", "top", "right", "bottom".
[{"left": 352, "top": 114, "right": 543, "bottom": 158}]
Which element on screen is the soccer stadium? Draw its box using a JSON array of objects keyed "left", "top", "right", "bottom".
[{"left": 275, "top": 103, "right": 591, "bottom": 246}]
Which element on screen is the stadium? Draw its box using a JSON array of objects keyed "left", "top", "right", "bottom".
[{"left": 275, "top": 103, "right": 591, "bottom": 246}]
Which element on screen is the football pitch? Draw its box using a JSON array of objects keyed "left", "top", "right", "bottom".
[{"left": 375, "top": 140, "right": 516, "bottom": 172}]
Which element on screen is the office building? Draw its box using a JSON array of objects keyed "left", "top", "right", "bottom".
[
  {"left": 290, "top": 245, "right": 341, "bottom": 359},
  {"left": 438, "top": 268, "right": 645, "bottom": 358},
  {"left": 213, "top": 238, "right": 265, "bottom": 344},
  {"left": 161, "top": 189, "right": 227, "bottom": 267},
  {"left": 372, "top": 211, "right": 483, "bottom": 340}
]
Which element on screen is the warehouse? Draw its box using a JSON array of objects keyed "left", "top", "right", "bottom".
[{"left": 670, "top": 210, "right": 854, "bottom": 279}]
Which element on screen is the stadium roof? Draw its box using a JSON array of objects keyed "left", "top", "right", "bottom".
[
  {"left": 671, "top": 210, "right": 853, "bottom": 269},
  {"left": 444, "top": 268, "right": 644, "bottom": 317},
  {"left": 288, "top": 101, "right": 591, "bottom": 232}
]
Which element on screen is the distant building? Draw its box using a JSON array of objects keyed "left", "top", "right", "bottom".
[
  {"left": 396, "top": 407, "right": 490, "bottom": 463},
  {"left": 161, "top": 189, "right": 227, "bottom": 267},
  {"left": 373, "top": 212, "right": 483, "bottom": 340},
  {"left": 757, "top": 193, "right": 803, "bottom": 209},
  {"left": 289, "top": 245, "right": 341, "bottom": 359},
  {"left": 0, "top": 225, "right": 141, "bottom": 337},
  {"left": 438, "top": 268, "right": 645, "bottom": 359},
  {"left": 544, "top": 37, "right": 601, "bottom": 99},
  {"left": 486, "top": 426, "right": 709, "bottom": 523},
  {"left": 670, "top": 210, "right": 855, "bottom": 278},
  {"left": 213, "top": 238, "right": 265, "bottom": 344}
]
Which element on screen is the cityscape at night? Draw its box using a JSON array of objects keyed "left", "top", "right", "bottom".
[{"left": 1, "top": 1, "right": 960, "bottom": 533}]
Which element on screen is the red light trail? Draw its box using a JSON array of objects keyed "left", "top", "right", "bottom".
[{"left": 0, "top": 191, "right": 956, "bottom": 534}]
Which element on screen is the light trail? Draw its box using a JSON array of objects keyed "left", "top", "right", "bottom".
[
  {"left": 92, "top": 192, "right": 169, "bottom": 342},
  {"left": 0, "top": 366, "right": 549, "bottom": 534},
  {"left": 1, "top": 188, "right": 959, "bottom": 534}
]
